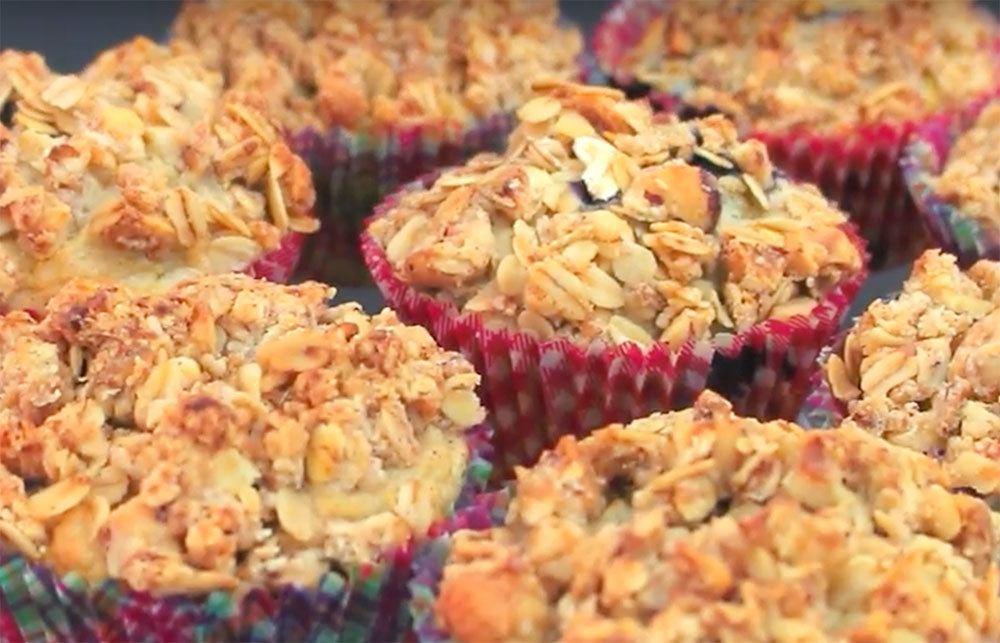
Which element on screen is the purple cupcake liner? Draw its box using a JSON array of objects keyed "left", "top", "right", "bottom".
[{"left": 902, "top": 92, "right": 1000, "bottom": 266}]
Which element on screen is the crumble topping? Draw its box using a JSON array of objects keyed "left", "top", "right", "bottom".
[
  {"left": 928, "top": 100, "right": 1000, "bottom": 232},
  {"left": 435, "top": 391, "right": 1000, "bottom": 642},
  {"left": 601, "top": 0, "right": 1000, "bottom": 133},
  {"left": 0, "top": 274, "right": 485, "bottom": 594},
  {"left": 368, "top": 81, "right": 862, "bottom": 347},
  {"left": 0, "top": 39, "right": 317, "bottom": 310},
  {"left": 824, "top": 249, "right": 1000, "bottom": 497},
  {"left": 170, "top": 0, "right": 583, "bottom": 134}
]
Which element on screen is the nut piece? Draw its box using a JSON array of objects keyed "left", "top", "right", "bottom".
[{"left": 622, "top": 163, "right": 719, "bottom": 229}]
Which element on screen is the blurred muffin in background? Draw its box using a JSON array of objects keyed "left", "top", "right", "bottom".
[
  {"left": 594, "top": 0, "right": 1000, "bottom": 267},
  {"left": 0, "top": 39, "right": 317, "bottom": 310},
  {"left": 170, "top": 0, "right": 584, "bottom": 285}
]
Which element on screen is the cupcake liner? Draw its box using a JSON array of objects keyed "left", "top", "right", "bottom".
[
  {"left": 408, "top": 490, "right": 512, "bottom": 643},
  {"left": 362, "top": 174, "right": 869, "bottom": 479},
  {"left": 902, "top": 92, "right": 1000, "bottom": 266},
  {"left": 0, "top": 426, "right": 493, "bottom": 642},
  {"left": 796, "top": 367, "right": 845, "bottom": 430},
  {"left": 592, "top": 0, "right": 1000, "bottom": 269},
  {"left": 288, "top": 113, "right": 514, "bottom": 287},
  {"left": 242, "top": 230, "right": 305, "bottom": 284}
]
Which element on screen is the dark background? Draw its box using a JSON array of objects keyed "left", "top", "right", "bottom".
[{"left": 1, "top": 0, "right": 998, "bottom": 314}]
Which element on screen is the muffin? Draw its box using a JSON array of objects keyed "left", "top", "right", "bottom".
[
  {"left": 409, "top": 391, "right": 1000, "bottom": 642},
  {"left": 170, "top": 0, "right": 584, "bottom": 285},
  {"left": 594, "top": 0, "right": 1000, "bottom": 267},
  {"left": 824, "top": 249, "right": 1000, "bottom": 499},
  {"left": 0, "top": 274, "right": 490, "bottom": 641},
  {"left": 0, "top": 41, "right": 317, "bottom": 311},
  {"left": 904, "top": 98, "right": 1000, "bottom": 265},
  {"left": 363, "top": 80, "right": 867, "bottom": 475}
]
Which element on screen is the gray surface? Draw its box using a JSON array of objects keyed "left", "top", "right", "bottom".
[{"left": 0, "top": 0, "right": 992, "bottom": 319}]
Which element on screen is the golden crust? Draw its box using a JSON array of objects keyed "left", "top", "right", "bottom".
[
  {"left": 607, "top": 0, "right": 1000, "bottom": 133},
  {"left": 368, "top": 82, "right": 862, "bottom": 347},
  {"left": 0, "top": 39, "right": 317, "bottom": 310},
  {"left": 169, "top": 0, "right": 583, "bottom": 133},
  {"left": 825, "top": 249, "right": 1000, "bottom": 498},
  {"left": 0, "top": 274, "right": 485, "bottom": 594},
  {"left": 435, "top": 391, "right": 1000, "bottom": 642},
  {"left": 930, "top": 100, "right": 1000, "bottom": 232}
]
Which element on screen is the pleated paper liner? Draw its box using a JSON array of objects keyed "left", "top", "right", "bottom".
[
  {"left": 0, "top": 426, "right": 493, "bottom": 643},
  {"left": 796, "top": 367, "right": 847, "bottom": 430},
  {"left": 408, "top": 490, "right": 511, "bottom": 643},
  {"left": 902, "top": 92, "right": 1000, "bottom": 267},
  {"left": 288, "top": 114, "right": 513, "bottom": 287},
  {"left": 361, "top": 174, "right": 870, "bottom": 480},
  {"left": 242, "top": 230, "right": 306, "bottom": 284},
  {"left": 592, "top": 0, "right": 1000, "bottom": 270}
]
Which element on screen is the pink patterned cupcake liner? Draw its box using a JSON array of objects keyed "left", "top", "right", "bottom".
[
  {"left": 592, "top": 0, "right": 1000, "bottom": 269},
  {"left": 361, "top": 174, "right": 870, "bottom": 479},
  {"left": 902, "top": 91, "right": 1000, "bottom": 266}
]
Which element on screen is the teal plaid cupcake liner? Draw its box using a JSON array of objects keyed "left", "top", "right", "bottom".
[
  {"left": 0, "top": 426, "right": 493, "bottom": 642},
  {"left": 408, "top": 489, "right": 511, "bottom": 643}
]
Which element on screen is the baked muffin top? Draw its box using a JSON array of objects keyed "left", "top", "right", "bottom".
[
  {"left": 927, "top": 100, "right": 1000, "bottom": 231},
  {"left": 599, "top": 0, "right": 999, "bottom": 133},
  {"left": 0, "top": 39, "right": 317, "bottom": 310},
  {"left": 170, "top": 0, "right": 583, "bottom": 134},
  {"left": 0, "top": 274, "right": 485, "bottom": 594},
  {"left": 434, "top": 391, "right": 999, "bottom": 642},
  {"left": 368, "top": 82, "right": 863, "bottom": 348},
  {"left": 825, "top": 249, "right": 1000, "bottom": 497}
]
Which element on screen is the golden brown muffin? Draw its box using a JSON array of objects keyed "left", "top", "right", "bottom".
[
  {"left": 368, "top": 81, "right": 863, "bottom": 348},
  {"left": 927, "top": 100, "right": 1000, "bottom": 234},
  {"left": 0, "top": 39, "right": 317, "bottom": 310},
  {"left": 0, "top": 274, "right": 485, "bottom": 594},
  {"left": 434, "top": 391, "right": 1000, "bottom": 642},
  {"left": 824, "top": 249, "right": 1000, "bottom": 498},
  {"left": 601, "top": 0, "right": 1000, "bottom": 134},
  {"left": 170, "top": 0, "right": 583, "bottom": 135}
]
